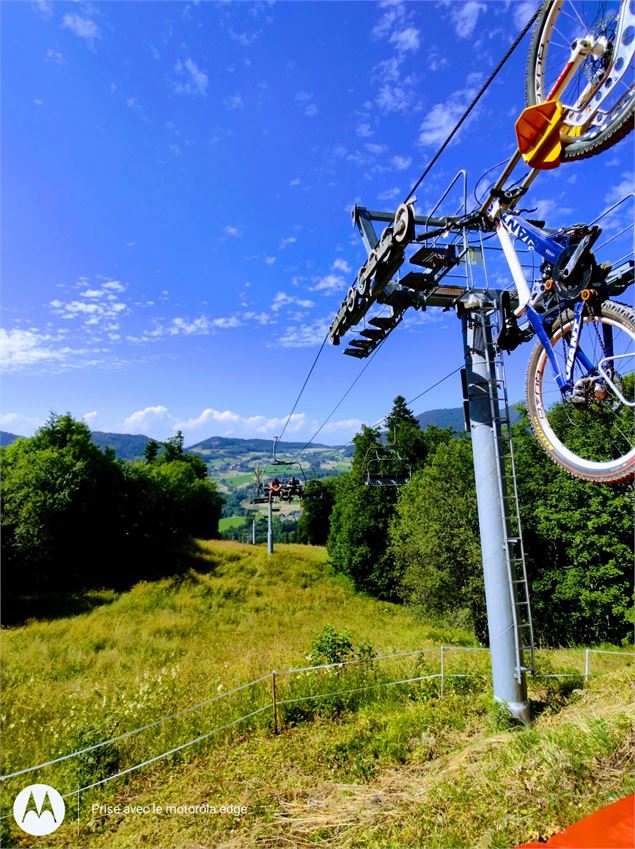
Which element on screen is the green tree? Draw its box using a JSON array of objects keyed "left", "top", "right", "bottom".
[
  {"left": 327, "top": 425, "right": 400, "bottom": 598},
  {"left": 162, "top": 431, "right": 184, "bottom": 461},
  {"left": 1, "top": 414, "right": 125, "bottom": 593},
  {"left": 295, "top": 478, "right": 337, "bottom": 546},
  {"left": 389, "top": 437, "right": 486, "bottom": 639},
  {"left": 512, "top": 407, "right": 633, "bottom": 645},
  {"left": 143, "top": 439, "right": 160, "bottom": 464}
]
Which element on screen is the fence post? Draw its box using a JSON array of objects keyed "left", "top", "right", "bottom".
[
  {"left": 272, "top": 670, "right": 279, "bottom": 734},
  {"left": 440, "top": 645, "right": 445, "bottom": 698},
  {"left": 584, "top": 649, "right": 590, "bottom": 682}
]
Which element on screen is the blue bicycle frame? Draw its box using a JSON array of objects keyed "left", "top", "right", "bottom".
[{"left": 497, "top": 210, "right": 610, "bottom": 396}]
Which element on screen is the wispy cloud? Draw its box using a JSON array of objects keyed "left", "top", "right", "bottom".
[
  {"left": 443, "top": 0, "right": 487, "bottom": 39},
  {"left": 44, "top": 49, "right": 65, "bottom": 64},
  {"left": 271, "top": 292, "right": 315, "bottom": 312},
  {"left": 145, "top": 315, "right": 241, "bottom": 338},
  {"left": 224, "top": 93, "right": 243, "bottom": 110},
  {"left": 1, "top": 328, "right": 70, "bottom": 372},
  {"left": 61, "top": 14, "right": 100, "bottom": 42},
  {"left": 391, "top": 154, "right": 412, "bottom": 171},
  {"left": 0, "top": 411, "right": 44, "bottom": 434},
  {"left": 418, "top": 74, "right": 482, "bottom": 148},
  {"left": 332, "top": 258, "right": 351, "bottom": 274},
  {"left": 304, "top": 104, "right": 318, "bottom": 117},
  {"left": 224, "top": 225, "right": 243, "bottom": 238},
  {"left": 311, "top": 273, "right": 345, "bottom": 295},
  {"left": 279, "top": 235, "right": 297, "bottom": 249},
  {"left": 276, "top": 318, "right": 331, "bottom": 348},
  {"left": 34, "top": 0, "right": 53, "bottom": 19},
  {"left": 389, "top": 26, "right": 419, "bottom": 53},
  {"left": 173, "top": 58, "right": 208, "bottom": 97}
]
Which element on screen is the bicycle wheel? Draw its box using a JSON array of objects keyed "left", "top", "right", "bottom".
[
  {"left": 526, "top": 300, "right": 635, "bottom": 483},
  {"left": 526, "top": 0, "right": 635, "bottom": 161}
]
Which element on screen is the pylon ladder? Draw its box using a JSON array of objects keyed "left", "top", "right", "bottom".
[{"left": 480, "top": 305, "right": 535, "bottom": 680}]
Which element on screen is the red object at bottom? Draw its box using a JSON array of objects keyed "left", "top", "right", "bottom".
[{"left": 517, "top": 795, "right": 635, "bottom": 849}]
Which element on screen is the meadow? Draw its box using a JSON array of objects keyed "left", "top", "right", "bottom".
[{"left": 1, "top": 542, "right": 632, "bottom": 848}]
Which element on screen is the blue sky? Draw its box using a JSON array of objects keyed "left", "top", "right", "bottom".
[{"left": 2, "top": 0, "right": 633, "bottom": 444}]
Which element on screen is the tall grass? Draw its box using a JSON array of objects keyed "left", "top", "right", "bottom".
[{"left": 1, "top": 541, "right": 632, "bottom": 849}]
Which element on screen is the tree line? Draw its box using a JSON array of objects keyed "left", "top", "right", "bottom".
[
  {"left": 1, "top": 415, "right": 223, "bottom": 614},
  {"left": 298, "top": 396, "right": 633, "bottom": 647}
]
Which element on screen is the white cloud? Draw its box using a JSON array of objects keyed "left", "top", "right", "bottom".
[
  {"left": 377, "top": 187, "right": 401, "bottom": 201},
  {"left": 389, "top": 26, "right": 419, "bottom": 53},
  {"left": 0, "top": 412, "right": 44, "bottom": 433},
  {"left": 372, "top": 0, "right": 408, "bottom": 41},
  {"left": 34, "top": 0, "right": 53, "bottom": 19},
  {"left": 61, "top": 14, "right": 100, "bottom": 41},
  {"left": 174, "top": 408, "right": 306, "bottom": 436},
  {"left": 376, "top": 83, "right": 412, "bottom": 114},
  {"left": 173, "top": 58, "right": 208, "bottom": 97},
  {"left": 418, "top": 75, "right": 482, "bottom": 148},
  {"left": 357, "top": 123, "right": 374, "bottom": 138},
  {"left": 365, "top": 143, "right": 387, "bottom": 157},
  {"left": 146, "top": 315, "right": 241, "bottom": 338},
  {"left": 276, "top": 318, "right": 331, "bottom": 348},
  {"left": 304, "top": 104, "right": 318, "bottom": 117},
  {"left": 311, "top": 273, "right": 345, "bottom": 294},
  {"left": 604, "top": 172, "right": 634, "bottom": 205},
  {"left": 82, "top": 410, "right": 98, "bottom": 423},
  {"left": 103, "top": 281, "right": 126, "bottom": 292},
  {"left": 271, "top": 292, "right": 315, "bottom": 312},
  {"left": 512, "top": 0, "right": 538, "bottom": 31},
  {"left": 123, "top": 405, "right": 169, "bottom": 432},
  {"left": 224, "top": 225, "right": 243, "bottom": 238},
  {"left": 264, "top": 256, "right": 277, "bottom": 266},
  {"left": 447, "top": 1, "right": 487, "bottom": 38},
  {"left": 289, "top": 177, "right": 301, "bottom": 187},
  {"left": 294, "top": 91, "right": 313, "bottom": 102},
  {"left": 391, "top": 155, "right": 412, "bottom": 171},
  {"left": 44, "top": 49, "right": 65, "bottom": 64},
  {"left": 0, "top": 328, "right": 66, "bottom": 371},
  {"left": 224, "top": 93, "right": 243, "bottom": 110},
  {"left": 332, "top": 258, "right": 351, "bottom": 274},
  {"left": 321, "top": 417, "right": 365, "bottom": 435},
  {"left": 279, "top": 236, "right": 297, "bottom": 249}
]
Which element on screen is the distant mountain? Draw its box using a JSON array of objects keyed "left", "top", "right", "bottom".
[
  {"left": 91, "top": 431, "right": 152, "bottom": 461},
  {"left": 415, "top": 405, "right": 521, "bottom": 432},
  {"left": 0, "top": 431, "right": 22, "bottom": 447},
  {"left": 415, "top": 407, "right": 466, "bottom": 432}
]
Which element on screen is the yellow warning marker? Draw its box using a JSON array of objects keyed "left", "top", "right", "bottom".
[{"left": 515, "top": 100, "right": 565, "bottom": 171}]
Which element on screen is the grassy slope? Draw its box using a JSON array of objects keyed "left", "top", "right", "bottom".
[
  {"left": 2, "top": 542, "right": 633, "bottom": 849},
  {"left": 2, "top": 543, "right": 467, "bottom": 784}
]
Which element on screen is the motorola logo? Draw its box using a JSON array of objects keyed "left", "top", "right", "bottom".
[{"left": 13, "top": 784, "right": 66, "bottom": 836}]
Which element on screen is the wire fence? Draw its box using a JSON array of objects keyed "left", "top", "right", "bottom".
[{"left": 1, "top": 644, "right": 632, "bottom": 826}]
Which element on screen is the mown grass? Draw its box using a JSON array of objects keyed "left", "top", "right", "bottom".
[
  {"left": 1, "top": 541, "right": 632, "bottom": 849},
  {"left": 218, "top": 516, "right": 247, "bottom": 532}
]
